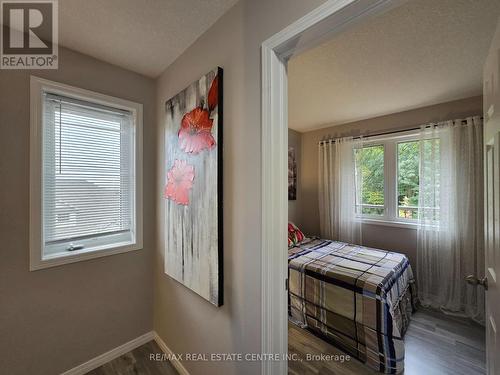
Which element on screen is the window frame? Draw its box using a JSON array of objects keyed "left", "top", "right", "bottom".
[
  {"left": 355, "top": 130, "right": 428, "bottom": 229},
  {"left": 30, "top": 76, "right": 143, "bottom": 271}
]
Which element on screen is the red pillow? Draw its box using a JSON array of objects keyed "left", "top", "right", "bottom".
[{"left": 288, "top": 222, "right": 305, "bottom": 247}]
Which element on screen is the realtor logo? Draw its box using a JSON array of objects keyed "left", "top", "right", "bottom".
[{"left": 1, "top": 0, "right": 58, "bottom": 69}]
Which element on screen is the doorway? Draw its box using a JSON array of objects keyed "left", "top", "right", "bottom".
[{"left": 261, "top": 2, "right": 410, "bottom": 373}]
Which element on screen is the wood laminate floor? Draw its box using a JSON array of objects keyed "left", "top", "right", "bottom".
[
  {"left": 289, "top": 308, "right": 486, "bottom": 375},
  {"left": 85, "top": 309, "right": 484, "bottom": 375},
  {"left": 86, "top": 340, "right": 179, "bottom": 375}
]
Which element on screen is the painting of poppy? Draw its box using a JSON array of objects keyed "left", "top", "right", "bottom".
[{"left": 163, "top": 67, "right": 223, "bottom": 306}]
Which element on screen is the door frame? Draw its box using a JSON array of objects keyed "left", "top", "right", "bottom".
[{"left": 260, "top": 0, "right": 407, "bottom": 374}]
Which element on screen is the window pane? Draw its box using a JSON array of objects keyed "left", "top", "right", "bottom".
[
  {"left": 397, "top": 141, "right": 419, "bottom": 219},
  {"left": 43, "top": 94, "right": 134, "bottom": 255},
  {"left": 355, "top": 145, "right": 384, "bottom": 216}
]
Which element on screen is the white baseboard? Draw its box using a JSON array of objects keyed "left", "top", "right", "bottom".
[
  {"left": 60, "top": 330, "right": 189, "bottom": 375},
  {"left": 153, "top": 332, "right": 190, "bottom": 375},
  {"left": 61, "top": 331, "right": 155, "bottom": 375}
]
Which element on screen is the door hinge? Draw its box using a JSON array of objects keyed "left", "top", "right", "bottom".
[{"left": 285, "top": 278, "right": 289, "bottom": 291}]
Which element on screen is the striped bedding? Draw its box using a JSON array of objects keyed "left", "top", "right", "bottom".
[{"left": 288, "top": 238, "right": 417, "bottom": 374}]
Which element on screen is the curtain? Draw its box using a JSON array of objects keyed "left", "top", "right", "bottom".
[
  {"left": 417, "top": 116, "right": 484, "bottom": 323},
  {"left": 318, "top": 137, "right": 362, "bottom": 244}
]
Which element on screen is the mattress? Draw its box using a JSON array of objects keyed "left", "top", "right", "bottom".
[{"left": 288, "top": 238, "right": 417, "bottom": 374}]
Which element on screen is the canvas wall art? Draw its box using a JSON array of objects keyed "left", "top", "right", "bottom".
[
  {"left": 288, "top": 146, "right": 297, "bottom": 200},
  {"left": 163, "top": 67, "right": 223, "bottom": 306}
]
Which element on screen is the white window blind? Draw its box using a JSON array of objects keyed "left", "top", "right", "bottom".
[{"left": 42, "top": 93, "right": 135, "bottom": 256}]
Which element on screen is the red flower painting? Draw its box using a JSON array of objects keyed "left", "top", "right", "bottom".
[
  {"left": 178, "top": 107, "right": 216, "bottom": 154},
  {"left": 164, "top": 159, "right": 195, "bottom": 205},
  {"left": 207, "top": 75, "right": 219, "bottom": 112}
]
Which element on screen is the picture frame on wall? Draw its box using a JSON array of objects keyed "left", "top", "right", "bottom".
[
  {"left": 163, "top": 67, "right": 223, "bottom": 306},
  {"left": 288, "top": 146, "right": 297, "bottom": 200}
]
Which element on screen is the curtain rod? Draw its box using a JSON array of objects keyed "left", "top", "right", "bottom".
[{"left": 318, "top": 116, "right": 483, "bottom": 145}]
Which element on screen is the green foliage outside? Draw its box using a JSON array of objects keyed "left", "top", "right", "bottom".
[
  {"left": 355, "top": 145, "right": 384, "bottom": 216},
  {"left": 397, "top": 141, "right": 419, "bottom": 219},
  {"left": 355, "top": 139, "right": 440, "bottom": 220},
  {"left": 355, "top": 141, "right": 421, "bottom": 219}
]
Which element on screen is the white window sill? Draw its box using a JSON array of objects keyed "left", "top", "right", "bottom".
[
  {"left": 30, "top": 242, "right": 142, "bottom": 271},
  {"left": 357, "top": 217, "right": 419, "bottom": 230}
]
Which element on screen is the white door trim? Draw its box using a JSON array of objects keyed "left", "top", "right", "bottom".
[{"left": 260, "top": 1, "right": 405, "bottom": 374}]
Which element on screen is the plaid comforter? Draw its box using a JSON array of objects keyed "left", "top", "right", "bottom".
[{"left": 288, "top": 238, "right": 417, "bottom": 374}]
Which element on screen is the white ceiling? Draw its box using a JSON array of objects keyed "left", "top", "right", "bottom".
[
  {"left": 58, "top": 0, "right": 238, "bottom": 77},
  {"left": 288, "top": 0, "right": 500, "bottom": 132}
]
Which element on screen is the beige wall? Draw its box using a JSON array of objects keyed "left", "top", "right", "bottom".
[
  {"left": 154, "top": 1, "right": 327, "bottom": 374},
  {"left": 298, "top": 96, "right": 483, "bottom": 267},
  {"left": 288, "top": 129, "right": 302, "bottom": 226},
  {"left": 0, "top": 47, "right": 156, "bottom": 375},
  {"left": 484, "top": 17, "right": 500, "bottom": 143}
]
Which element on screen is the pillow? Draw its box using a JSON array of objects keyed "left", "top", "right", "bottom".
[{"left": 288, "top": 222, "right": 305, "bottom": 247}]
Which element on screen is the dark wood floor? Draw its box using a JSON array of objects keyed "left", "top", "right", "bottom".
[
  {"left": 289, "top": 308, "right": 486, "bottom": 375},
  {"left": 86, "top": 341, "right": 179, "bottom": 375}
]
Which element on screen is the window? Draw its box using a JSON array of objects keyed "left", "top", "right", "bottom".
[
  {"left": 30, "top": 77, "right": 143, "bottom": 270},
  {"left": 355, "top": 145, "right": 384, "bottom": 216},
  {"left": 397, "top": 141, "right": 419, "bottom": 219},
  {"left": 354, "top": 132, "right": 439, "bottom": 226}
]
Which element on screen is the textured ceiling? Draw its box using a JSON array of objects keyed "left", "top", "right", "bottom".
[
  {"left": 58, "top": 0, "right": 238, "bottom": 77},
  {"left": 288, "top": 0, "right": 500, "bottom": 132}
]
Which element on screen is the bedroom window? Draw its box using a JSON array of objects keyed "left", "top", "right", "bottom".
[
  {"left": 355, "top": 132, "right": 439, "bottom": 226},
  {"left": 30, "top": 77, "right": 143, "bottom": 270},
  {"left": 397, "top": 141, "right": 419, "bottom": 219},
  {"left": 355, "top": 145, "right": 384, "bottom": 216}
]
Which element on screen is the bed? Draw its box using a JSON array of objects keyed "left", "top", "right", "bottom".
[{"left": 288, "top": 236, "right": 417, "bottom": 374}]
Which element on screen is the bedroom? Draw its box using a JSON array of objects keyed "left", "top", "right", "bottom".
[{"left": 285, "top": 0, "right": 500, "bottom": 374}]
